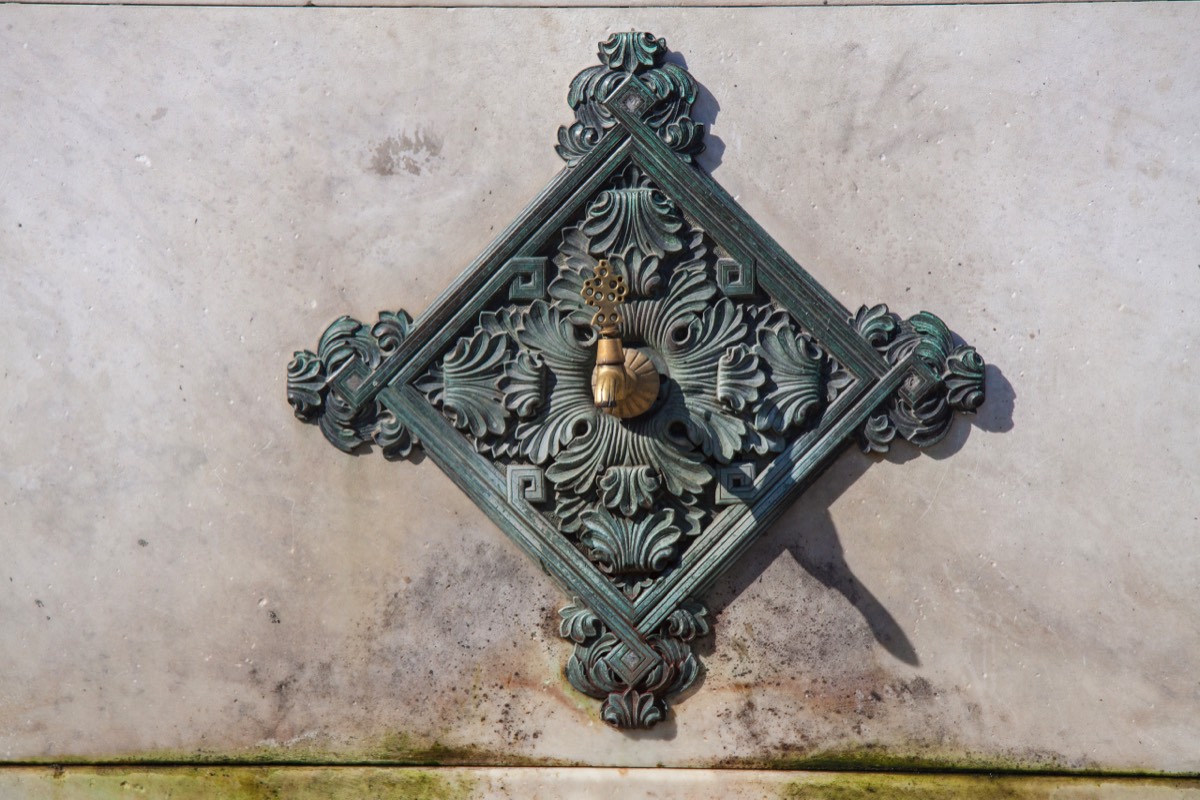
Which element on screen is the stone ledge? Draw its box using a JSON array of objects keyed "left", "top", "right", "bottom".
[{"left": 1, "top": 767, "right": 1199, "bottom": 800}]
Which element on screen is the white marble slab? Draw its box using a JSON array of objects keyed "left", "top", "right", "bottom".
[{"left": 0, "top": 3, "right": 1198, "bottom": 772}]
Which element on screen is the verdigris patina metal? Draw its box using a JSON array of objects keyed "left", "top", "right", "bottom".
[{"left": 286, "top": 32, "right": 985, "bottom": 729}]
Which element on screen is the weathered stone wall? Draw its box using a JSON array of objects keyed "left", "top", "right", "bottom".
[{"left": 2, "top": 3, "right": 1197, "bottom": 791}]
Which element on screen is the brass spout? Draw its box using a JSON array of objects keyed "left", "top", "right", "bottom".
[
  {"left": 582, "top": 261, "right": 660, "bottom": 418},
  {"left": 592, "top": 337, "right": 629, "bottom": 410}
]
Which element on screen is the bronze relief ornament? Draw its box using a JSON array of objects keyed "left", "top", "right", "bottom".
[{"left": 287, "top": 32, "right": 985, "bottom": 728}]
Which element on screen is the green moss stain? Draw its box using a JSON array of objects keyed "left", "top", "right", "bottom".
[
  {"left": 1, "top": 767, "right": 475, "bottom": 800},
  {"left": 13, "top": 738, "right": 1198, "bottom": 779},
  {"left": 778, "top": 774, "right": 1200, "bottom": 799},
  {"left": 10, "top": 737, "right": 1197, "bottom": 783},
  {"left": 292, "top": 769, "right": 473, "bottom": 800},
  {"left": 779, "top": 774, "right": 1034, "bottom": 800},
  {"left": 723, "top": 744, "right": 1086, "bottom": 775},
  {"left": 19, "top": 731, "right": 568, "bottom": 769}
]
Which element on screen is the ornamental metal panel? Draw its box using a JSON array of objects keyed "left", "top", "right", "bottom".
[{"left": 286, "top": 32, "right": 985, "bottom": 729}]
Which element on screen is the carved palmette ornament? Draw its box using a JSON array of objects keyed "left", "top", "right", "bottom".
[{"left": 287, "top": 33, "right": 985, "bottom": 728}]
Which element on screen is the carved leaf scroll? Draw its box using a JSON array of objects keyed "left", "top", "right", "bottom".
[
  {"left": 852, "top": 304, "right": 986, "bottom": 452},
  {"left": 417, "top": 328, "right": 509, "bottom": 438},
  {"left": 754, "top": 320, "right": 825, "bottom": 435},
  {"left": 557, "top": 33, "right": 704, "bottom": 166},
  {"left": 580, "top": 508, "right": 682, "bottom": 576},
  {"left": 563, "top": 604, "right": 705, "bottom": 728},
  {"left": 583, "top": 166, "right": 684, "bottom": 295},
  {"left": 598, "top": 465, "right": 661, "bottom": 516},
  {"left": 287, "top": 311, "right": 417, "bottom": 459}
]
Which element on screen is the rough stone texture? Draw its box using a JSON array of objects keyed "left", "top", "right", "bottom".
[{"left": 1, "top": 3, "right": 1198, "bottom": 774}]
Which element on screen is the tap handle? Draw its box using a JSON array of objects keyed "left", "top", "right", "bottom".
[{"left": 582, "top": 260, "right": 628, "bottom": 336}]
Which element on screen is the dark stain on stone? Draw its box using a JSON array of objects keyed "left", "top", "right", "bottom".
[
  {"left": 904, "top": 676, "right": 933, "bottom": 701},
  {"left": 344, "top": 535, "right": 571, "bottom": 751},
  {"left": 371, "top": 130, "right": 444, "bottom": 177},
  {"left": 274, "top": 676, "right": 296, "bottom": 702}
]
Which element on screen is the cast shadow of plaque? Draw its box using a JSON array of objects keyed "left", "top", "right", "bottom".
[
  {"left": 703, "top": 362, "right": 1016, "bottom": 669},
  {"left": 663, "top": 51, "right": 726, "bottom": 173}
]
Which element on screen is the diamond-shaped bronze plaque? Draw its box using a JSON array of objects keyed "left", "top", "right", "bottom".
[{"left": 287, "top": 32, "right": 985, "bottom": 728}]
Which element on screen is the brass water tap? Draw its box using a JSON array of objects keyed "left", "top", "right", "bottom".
[{"left": 582, "top": 261, "right": 659, "bottom": 418}]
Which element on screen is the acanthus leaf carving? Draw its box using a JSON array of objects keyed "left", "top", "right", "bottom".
[
  {"left": 559, "top": 596, "right": 708, "bottom": 729},
  {"left": 945, "top": 345, "right": 987, "bottom": 412},
  {"left": 371, "top": 392, "right": 418, "bottom": 460},
  {"left": 558, "top": 597, "right": 602, "bottom": 644},
  {"left": 557, "top": 32, "right": 704, "bottom": 166},
  {"left": 601, "top": 690, "right": 663, "bottom": 729},
  {"left": 861, "top": 413, "right": 898, "bottom": 454},
  {"left": 664, "top": 598, "right": 710, "bottom": 641},
  {"left": 416, "top": 328, "right": 510, "bottom": 439},
  {"left": 597, "top": 465, "right": 661, "bottom": 516},
  {"left": 287, "top": 311, "right": 419, "bottom": 459},
  {"left": 850, "top": 302, "right": 899, "bottom": 349},
  {"left": 598, "top": 30, "right": 664, "bottom": 72},
  {"left": 565, "top": 631, "right": 624, "bottom": 698},
  {"left": 666, "top": 299, "right": 767, "bottom": 464},
  {"left": 501, "top": 351, "right": 547, "bottom": 420},
  {"left": 582, "top": 166, "right": 684, "bottom": 296},
  {"left": 753, "top": 320, "right": 825, "bottom": 435},
  {"left": 580, "top": 507, "right": 682, "bottom": 577},
  {"left": 555, "top": 122, "right": 601, "bottom": 167},
  {"left": 286, "top": 349, "right": 325, "bottom": 422},
  {"left": 716, "top": 344, "right": 765, "bottom": 413}
]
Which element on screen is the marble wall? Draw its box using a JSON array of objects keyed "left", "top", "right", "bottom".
[{"left": 2, "top": 2, "right": 1198, "bottom": 787}]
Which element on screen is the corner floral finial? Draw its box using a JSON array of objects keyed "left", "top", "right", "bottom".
[
  {"left": 557, "top": 32, "right": 704, "bottom": 166},
  {"left": 598, "top": 32, "right": 668, "bottom": 72}
]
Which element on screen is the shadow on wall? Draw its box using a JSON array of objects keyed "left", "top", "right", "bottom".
[
  {"left": 707, "top": 363, "right": 1016, "bottom": 669},
  {"left": 662, "top": 50, "right": 726, "bottom": 173}
]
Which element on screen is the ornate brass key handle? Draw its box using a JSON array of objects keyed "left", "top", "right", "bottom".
[{"left": 582, "top": 260, "right": 659, "bottom": 418}]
